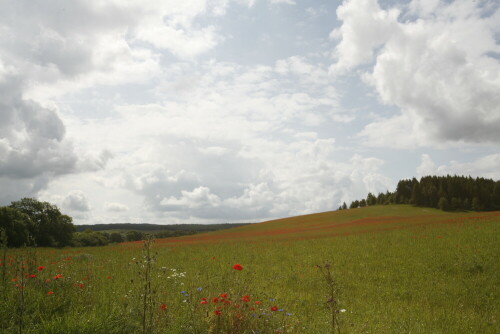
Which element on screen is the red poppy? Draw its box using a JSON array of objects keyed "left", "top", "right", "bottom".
[
  {"left": 106, "top": 276, "right": 111, "bottom": 279},
  {"left": 37, "top": 266, "right": 44, "bottom": 271},
  {"left": 30, "top": 274, "right": 36, "bottom": 278},
  {"left": 220, "top": 293, "right": 227, "bottom": 298},
  {"left": 254, "top": 301, "right": 261, "bottom": 305},
  {"left": 212, "top": 297, "right": 219, "bottom": 303},
  {"left": 47, "top": 291, "right": 54, "bottom": 295},
  {"left": 232, "top": 264, "right": 243, "bottom": 271},
  {"left": 241, "top": 295, "right": 250, "bottom": 302},
  {"left": 270, "top": 306, "right": 278, "bottom": 312},
  {"left": 214, "top": 310, "right": 222, "bottom": 316},
  {"left": 160, "top": 304, "right": 167, "bottom": 310},
  {"left": 53, "top": 274, "right": 63, "bottom": 280},
  {"left": 200, "top": 298, "right": 208, "bottom": 304}
]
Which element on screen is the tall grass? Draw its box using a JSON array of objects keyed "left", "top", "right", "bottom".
[{"left": 1, "top": 206, "right": 499, "bottom": 333}]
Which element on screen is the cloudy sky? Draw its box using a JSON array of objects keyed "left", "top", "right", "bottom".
[{"left": 1, "top": 0, "right": 499, "bottom": 225}]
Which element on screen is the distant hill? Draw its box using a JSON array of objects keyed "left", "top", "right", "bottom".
[
  {"left": 151, "top": 205, "right": 500, "bottom": 245},
  {"left": 75, "top": 223, "right": 250, "bottom": 233}
]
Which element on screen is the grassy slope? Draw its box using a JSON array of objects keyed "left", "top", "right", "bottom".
[
  {"left": 2, "top": 205, "right": 499, "bottom": 333},
  {"left": 154, "top": 205, "right": 499, "bottom": 244}
]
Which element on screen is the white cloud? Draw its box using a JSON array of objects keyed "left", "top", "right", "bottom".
[
  {"left": 270, "top": 0, "right": 296, "bottom": 5},
  {"left": 105, "top": 202, "right": 130, "bottom": 212},
  {"left": 416, "top": 154, "right": 437, "bottom": 178},
  {"left": 161, "top": 186, "right": 222, "bottom": 209},
  {"left": 63, "top": 191, "right": 90, "bottom": 212},
  {"left": 331, "top": 0, "right": 500, "bottom": 147},
  {"left": 416, "top": 153, "right": 500, "bottom": 180}
]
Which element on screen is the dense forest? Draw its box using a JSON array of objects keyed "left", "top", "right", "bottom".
[{"left": 341, "top": 175, "right": 500, "bottom": 212}]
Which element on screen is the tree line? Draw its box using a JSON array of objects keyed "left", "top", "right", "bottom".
[
  {"left": 0, "top": 198, "right": 246, "bottom": 248},
  {"left": 340, "top": 175, "right": 500, "bottom": 212}
]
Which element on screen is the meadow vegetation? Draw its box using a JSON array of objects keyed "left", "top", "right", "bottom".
[{"left": 1, "top": 205, "right": 498, "bottom": 333}]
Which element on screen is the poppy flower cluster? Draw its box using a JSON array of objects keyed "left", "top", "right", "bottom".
[{"left": 232, "top": 264, "right": 243, "bottom": 271}]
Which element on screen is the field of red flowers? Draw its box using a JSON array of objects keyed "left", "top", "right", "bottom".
[
  {"left": 2, "top": 205, "right": 499, "bottom": 333},
  {"left": 144, "top": 205, "right": 500, "bottom": 246}
]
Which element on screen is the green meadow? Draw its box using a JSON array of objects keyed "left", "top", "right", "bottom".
[{"left": 1, "top": 205, "right": 499, "bottom": 333}]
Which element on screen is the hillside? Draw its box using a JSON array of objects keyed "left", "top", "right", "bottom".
[
  {"left": 152, "top": 205, "right": 500, "bottom": 245},
  {"left": 3, "top": 204, "right": 499, "bottom": 333}
]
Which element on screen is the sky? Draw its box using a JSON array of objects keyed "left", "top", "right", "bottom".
[{"left": 0, "top": 0, "right": 499, "bottom": 225}]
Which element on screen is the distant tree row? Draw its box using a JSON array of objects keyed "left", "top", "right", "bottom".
[
  {"left": 339, "top": 175, "right": 500, "bottom": 212},
  {"left": 0, "top": 198, "right": 227, "bottom": 248},
  {"left": 72, "top": 229, "right": 199, "bottom": 247}
]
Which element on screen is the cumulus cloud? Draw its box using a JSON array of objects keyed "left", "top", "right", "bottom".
[
  {"left": 0, "top": 0, "right": 231, "bottom": 205},
  {"left": 63, "top": 191, "right": 90, "bottom": 212},
  {"left": 0, "top": 67, "right": 77, "bottom": 204},
  {"left": 416, "top": 153, "right": 500, "bottom": 180},
  {"left": 416, "top": 154, "right": 437, "bottom": 178},
  {"left": 69, "top": 58, "right": 363, "bottom": 221},
  {"left": 105, "top": 202, "right": 129, "bottom": 212},
  {"left": 331, "top": 0, "right": 500, "bottom": 147}
]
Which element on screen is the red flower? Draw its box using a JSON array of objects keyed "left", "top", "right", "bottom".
[
  {"left": 160, "top": 304, "right": 167, "bottom": 310},
  {"left": 30, "top": 274, "right": 36, "bottom": 278},
  {"left": 214, "top": 310, "right": 222, "bottom": 316},
  {"left": 270, "top": 306, "right": 278, "bottom": 312},
  {"left": 106, "top": 276, "right": 111, "bottom": 279},
  {"left": 212, "top": 297, "right": 219, "bottom": 303},
  {"left": 254, "top": 301, "right": 261, "bottom": 305},
  {"left": 232, "top": 264, "right": 243, "bottom": 271},
  {"left": 241, "top": 295, "right": 250, "bottom": 302},
  {"left": 220, "top": 293, "right": 227, "bottom": 298},
  {"left": 37, "top": 266, "right": 44, "bottom": 271},
  {"left": 47, "top": 291, "right": 54, "bottom": 295},
  {"left": 200, "top": 298, "right": 208, "bottom": 304},
  {"left": 53, "top": 274, "right": 63, "bottom": 280}
]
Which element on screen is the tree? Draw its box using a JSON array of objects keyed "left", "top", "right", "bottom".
[
  {"left": 359, "top": 199, "right": 367, "bottom": 207},
  {"left": 109, "top": 232, "right": 124, "bottom": 243},
  {"left": 366, "top": 193, "right": 377, "bottom": 206},
  {"left": 472, "top": 197, "right": 481, "bottom": 211},
  {"left": 10, "top": 198, "right": 75, "bottom": 247},
  {"left": 72, "top": 230, "right": 109, "bottom": 247},
  {"left": 410, "top": 182, "right": 422, "bottom": 206},
  {"left": 438, "top": 197, "right": 449, "bottom": 211},
  {"left": 0, "top": 207, "right": 31, "bottom": 247},
  {"left": 341, "top": 202, "right": 347, "bottom": 210},
  {"left": 126, "top": 230, "right": 144, "bottom": 242}
]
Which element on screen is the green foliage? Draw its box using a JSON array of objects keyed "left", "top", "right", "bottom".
[
  {"left": 109, "top": 232, "right": 124, "bottom": 243},
  {"left": 0, "top": 206, "right": 498, "bottom": 333},
  {"left": 72, "top": 230, "right": 109, "bottom": 247},
  {"left": 10, "top": 198, "right": 75, "bottom": 247},
  {"left": 0, "top": 207, "right": 31, "bottom": 247},
  {"left": 350, "top": 175, "right": 500, "bottom": 212},
  {"left": 126, "top": 230, "right": 144, "bottom": 242},
  {"left": 438, "top": 197, "right": 449, "bottom": 211}
]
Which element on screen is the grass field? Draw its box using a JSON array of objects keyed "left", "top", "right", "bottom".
[{"left": 1, "top": 205, "right": 499, "bottom": 333}]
